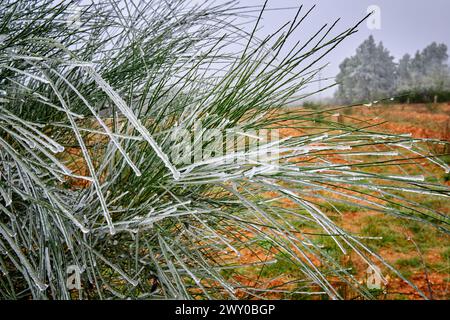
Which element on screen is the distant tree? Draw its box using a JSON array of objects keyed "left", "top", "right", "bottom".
[
  {"left": 397, "top": 53, "right": 412, "bottom": 91},
  {"left": 421, "top": 43, "right": 450, "bottom": 92},
  {"left": 335, "top": 35, "right": 397, "bottom": 104},
  {"left": 397, "top": 42, "right": 450, "bottom": 92}
]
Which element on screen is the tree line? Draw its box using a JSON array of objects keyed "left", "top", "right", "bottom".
[{"left": 335, "top": 35, "right": 450, "bottom": 104}]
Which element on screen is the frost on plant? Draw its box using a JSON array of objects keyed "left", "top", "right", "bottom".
[{"left": 0, "top": 0, "right": 448, "bottom": 300}]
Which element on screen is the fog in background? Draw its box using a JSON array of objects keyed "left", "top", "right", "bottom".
[{"left": 221, "top": 0, "right": 450, "bottom": 99}]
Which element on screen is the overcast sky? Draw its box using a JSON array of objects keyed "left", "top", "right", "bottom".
[{"left": 226, "top": 0, "right": 450, "bottom": 98}]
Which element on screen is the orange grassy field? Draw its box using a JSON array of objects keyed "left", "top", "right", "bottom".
[
  {"left": 224, "top": 102, "right": 450, "bottom": 300},
  {"left": 338, "top": 103, "right": 450, "bottom": 299}
]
